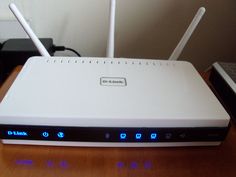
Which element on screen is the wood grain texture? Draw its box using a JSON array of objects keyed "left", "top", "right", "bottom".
[{"left": 0, "top": 67, "right": 235, "bottom": 177}]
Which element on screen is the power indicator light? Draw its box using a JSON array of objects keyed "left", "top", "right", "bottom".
[
  {"left": 42, "top": 132, "right": 49, "bottom": 138},
  {"left": 150, "top": 133, "right": 157, "bottom": 140},
  {"left": 120, "top": 133, "right": 127, "bottom": 140},
  {"left": 57, "top": 132, "right": 64, "bottom": 139},
  {"left": 135, "top": 133, "right": 142, "bottom": 140}
]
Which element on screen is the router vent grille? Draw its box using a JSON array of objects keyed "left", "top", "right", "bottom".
[{"left": 45, "top": 58, "right": 177, "bottom": 67}]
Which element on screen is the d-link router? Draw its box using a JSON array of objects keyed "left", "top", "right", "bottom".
[{"left": 0, "top": 3, "right": 230, "bottom": 147}]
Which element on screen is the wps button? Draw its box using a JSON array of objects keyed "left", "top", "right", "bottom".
[{"left": 179, "top": 133, "right": 186, "bottom": 139}]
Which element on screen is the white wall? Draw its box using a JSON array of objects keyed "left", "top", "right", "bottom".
[{"left": 0, "top": 0, "right": 236, "bottom": 70}]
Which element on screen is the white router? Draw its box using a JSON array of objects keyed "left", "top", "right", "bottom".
[{"left": 0, "top": 3, "right": 230, "bottom": 147}]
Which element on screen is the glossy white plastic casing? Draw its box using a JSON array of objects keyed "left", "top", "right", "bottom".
[{"left": 0, "top": 57, "right": 230, "bottom": 146}]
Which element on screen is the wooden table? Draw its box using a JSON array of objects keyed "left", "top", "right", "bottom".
[{"left": 0, "top": 67, "right": 236, "bottom": 177}]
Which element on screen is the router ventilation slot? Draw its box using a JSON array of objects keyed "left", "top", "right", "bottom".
[{"left": 44, "top": 58, "right": 176, "bottom": 67}]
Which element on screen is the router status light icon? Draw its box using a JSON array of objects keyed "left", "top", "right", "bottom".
[
  {"left": 135, "top": 133, "right": 142, "bottom": 140},
  {"left": 57, "top": 132, "right": 65, "bottom": 139},
  {"left": 150, "top": 133, "right": 157, "bottom": 140},
  {"left": 120, "top": 133, "right": 127, "bottom": 140},
  {"left": 42, "top": 132, "right": 49, "bottom": 138}
]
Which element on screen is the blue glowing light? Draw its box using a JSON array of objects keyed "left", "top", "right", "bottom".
[
  {"left": 59, "top": 160, "right": 68, "bottom": 168},
  {"left": 7, "top": 131, "right": 13, "bottom": 135},
  {"left": 120, "top": 133, "right": 127, "bottom": 140},
  {"left": 42, "top": 132, "right": 49, "bottom": 138},
  {"left": 46, "top": 160, "right": 54, "bottom": 167},
  {"left": 116, "top": 162, "right": 125, "bottom": 169},
  {"left": 135, "top": 133, "right": 142, "bottom": 140},
  {"left": 57, "top": 132, "right": 64, "bottom": 138},
  {"left": 150, "top": 133, "right": 157, "bottom": 140},
  {"left": 130, "top": 161, "right": 138, "bottom": 169},
  {"left": 15, "top": 160, "right": 33, "bottom": 166},
  {"left": 144, "top": 161, "right": 152, "bottom": 169}
]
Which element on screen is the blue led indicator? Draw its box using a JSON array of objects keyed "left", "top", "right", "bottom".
[
  {"left": 120, "top": 133, "right": 127, "bottom": 140},
  {"left": 135, "top": 133, "right": 142, "bottom": 140},
  {"left": 150, "top": 133, "right": 157, "bottom": 140},
  {"left": 57, "top": 132, "right": 64, "bottom": 138},
  {"left": 42, "top": 132, "right": 49, "bottom": 138}
]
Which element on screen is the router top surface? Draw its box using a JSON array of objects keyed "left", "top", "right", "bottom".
[{"left": 0, "top": 57, "right": 229, "bottom": 128}]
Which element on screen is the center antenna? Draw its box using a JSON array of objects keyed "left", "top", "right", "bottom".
[{"left": 106, "top": 0, "right": 116, "bottom": 58}]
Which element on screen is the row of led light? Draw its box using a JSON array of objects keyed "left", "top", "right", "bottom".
[
  {"left": 43, "top": 132, "right": 158, "bottom": 140},
  {"left": 120, "top": 133, "right": 158, "bottom": 140},
  {"left": 7, "top": 130, "right": 158, "bottom": 141}
]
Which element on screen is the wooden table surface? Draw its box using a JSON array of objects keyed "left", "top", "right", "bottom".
[{"left": 0, "top": 67, "right": 235, "bottom": 177}]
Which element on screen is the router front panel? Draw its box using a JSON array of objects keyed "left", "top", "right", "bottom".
[
  {"left": 0, "top": 125, "right": 228, "bottom": 143},
  {"left": 0, "top": 57, "right": 230, "bottom": 147}
]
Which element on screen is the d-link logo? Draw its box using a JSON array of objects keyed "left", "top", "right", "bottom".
[
  {"left": 7, "top": 130, "right": 28, "bottom": 136},
  {"left": 100, "top": 77, "right": 127, "bottom": 87}
]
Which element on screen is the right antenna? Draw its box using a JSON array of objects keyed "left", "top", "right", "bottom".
[
  {"left": 168, "top": 7, "right": 206, "bottom": 61},
  {"left": 106, "top": 0, "right": 116, "bottom": 58}
]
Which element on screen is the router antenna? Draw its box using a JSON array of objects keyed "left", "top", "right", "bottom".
[
  {"left": 106, "top": 0, "right": 116, "bottom": 58},
  {"left": 9, "top": 3, "right": 50, "bottom": 57},
  {"left": 168, "top": 7, "right": 205, "bottom": 61}
]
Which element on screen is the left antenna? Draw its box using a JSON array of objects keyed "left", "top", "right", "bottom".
[{"left": 9, "top": 3, "right": 50, "bottom": 57}]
